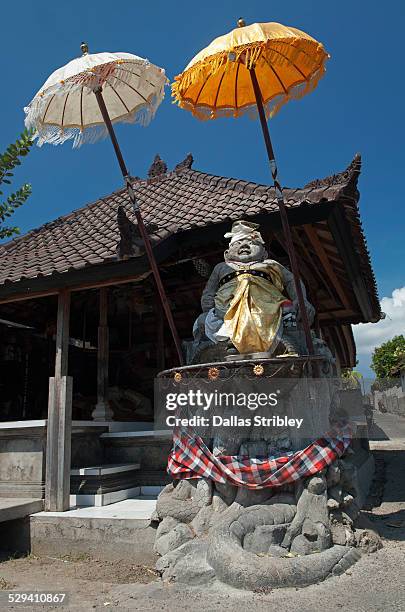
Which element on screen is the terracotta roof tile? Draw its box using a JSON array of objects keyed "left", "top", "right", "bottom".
[{"left": 0, "top": 153, "right": 379, "bottom": 320}]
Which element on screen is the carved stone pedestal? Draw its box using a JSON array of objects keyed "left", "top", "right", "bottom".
[{"left": 153, "top": 356, "right": 378, "bottom": 590}]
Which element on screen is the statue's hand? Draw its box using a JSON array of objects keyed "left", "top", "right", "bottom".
[
  {"left": 292, "top": 300, "right": 301, "bottom": 319},
  {"left": 292, "top": 299, "right": 315, "bottom": 325},
  {"left": 283, "top": 310, "right": 297, "bottom": 329}
]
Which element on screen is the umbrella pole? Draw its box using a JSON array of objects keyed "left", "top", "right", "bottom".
[
  {"left": 249, "top": 69, "right": 315, "bottom": 357},
  {"left": 94, "top": 88, "right": 184, "bottom": 365}
]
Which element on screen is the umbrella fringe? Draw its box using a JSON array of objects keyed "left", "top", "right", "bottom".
[
  {"left": 173, "top": 38, "right": 327, "bottom": 101},
  {"left": 28, "top": 90, "right": 165, "bottom": 148},
  {"left": 173, "top": 64, "right": 326, "bottom": 122}
]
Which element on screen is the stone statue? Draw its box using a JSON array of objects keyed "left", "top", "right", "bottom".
[
  {"left": 153, "top": 220, "right": 380, "bottom": 590},
  {"left": 188, "top": 220, "right": 315, "bottom": 363}
]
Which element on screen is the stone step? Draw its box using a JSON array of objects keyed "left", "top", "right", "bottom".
[
  {"left": 70, "top": 462, "right": 140, "bottom": 477},
  {"left": 100, "top": 431, "right": 172, "bottom": 491},
  {"left": 69, "top": 485, "right": 164, "bottom": 508},
  {"left": 100, "top": 429, "right": 171, "bottom": 440},
  {"left": 70, "top": 462, "right": 145, "bottom": 507}
]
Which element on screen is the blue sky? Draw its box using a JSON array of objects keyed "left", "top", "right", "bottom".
[{"left": 1, "top": 0, "right": 404, "bottom": 374}]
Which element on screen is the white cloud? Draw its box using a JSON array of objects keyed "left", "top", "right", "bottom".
[{"left": 353, "top": 287, "right": 405, "bottom": 371}]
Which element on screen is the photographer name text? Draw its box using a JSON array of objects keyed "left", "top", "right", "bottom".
[{"left": 165, "top": 414, "right": 303, "bottom": 428}]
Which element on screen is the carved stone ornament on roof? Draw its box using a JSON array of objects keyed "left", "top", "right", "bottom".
[
  {"left": 175, "top": 153, "right": 194, "bottom": 172},
  {"left": 148, "top": 154, "right": 168, "bottom": 178},
  {"left": 116, "top": 206, "right": 159, "bottom": 259},
  {"left": 304, "top": 154, "right": 362, "bottom": 190}
]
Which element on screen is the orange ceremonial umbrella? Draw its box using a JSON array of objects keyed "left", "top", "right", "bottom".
[{"left": 173, "top": 19, "right": 330, "bottom": 356}]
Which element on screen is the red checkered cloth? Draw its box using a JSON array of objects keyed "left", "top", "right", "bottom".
[{"left": 167, "top": 427, "right": 351, "bottom": 489}]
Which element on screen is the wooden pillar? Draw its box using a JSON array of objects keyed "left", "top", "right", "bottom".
[
  {"left": 92, "top": 288, "right": 113, "bottom": 421},
  {"left": 45, "top": 290, "right": 73, "bottom": 512}
]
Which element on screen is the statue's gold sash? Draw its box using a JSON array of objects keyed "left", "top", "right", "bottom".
[{"left": 221, "top": 267, "right": 288, "bottom": 353}]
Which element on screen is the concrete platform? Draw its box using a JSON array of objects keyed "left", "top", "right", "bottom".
[
  {"left": 33, "top": 498, "right": 157, "bottom": 520},
  {"left": 0, "top": 498, "right": 43, "bottom": 523},
  {"left": 29, "top": 498, "right": 158, "bottom": 562}
]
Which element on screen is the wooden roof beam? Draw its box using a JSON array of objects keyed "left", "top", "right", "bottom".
[
  {"left": 303, "top": 224, "right": 351, "bottom": 311},
  {"left": 329, "top": 325, "right": 350, "bottom": 369},
  {"left": 291, "top": 228, "right": 338, "bottom": 305},
  {"left": 318, "top": 309, "right": 356, "bottom": 318},
  {"left": 341, "top": 324, "right": 356, "bottom": 368},
  {"left": 328, "top": 206, "right": 377, "bottom": 322},
  {"left": 271, "top": 230, "right": 317, "bottom": 295}
]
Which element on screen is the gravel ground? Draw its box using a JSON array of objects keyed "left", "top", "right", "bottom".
[{"left": 1, "top": 413, "right": 404, "bottom": 611}]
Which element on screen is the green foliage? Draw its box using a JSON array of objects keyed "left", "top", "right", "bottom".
[
  {"left": 341, "top": 369, "right": 363, "bottom": 389},
  {"left": 0, "top": 129, "right": 35, "bottom": 239},
  {"left": 371, "top": 335, "right": 405, "bottom": 380}
]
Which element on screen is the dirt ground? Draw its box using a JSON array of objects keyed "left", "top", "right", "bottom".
[
  {"left": 1, "top": 426, "right": 405, "bottom": 611},
  {"left": 0, "top": 554, "right": 158, "bottom": 609}
]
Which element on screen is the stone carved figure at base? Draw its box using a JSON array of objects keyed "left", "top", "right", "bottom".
[
  {"left": 188, "top": 220, "right": 315, "bottom": 364},
  {"left": 153, "top": 460, "right": 379, "bottom": 590}
]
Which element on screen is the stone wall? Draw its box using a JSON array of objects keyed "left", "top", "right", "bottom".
[
  {"left": 0, "top": 422, "right": 107, "bottom": 498},
  {"left": 373, "top": 386, "right": 405, "bottom": 417}
]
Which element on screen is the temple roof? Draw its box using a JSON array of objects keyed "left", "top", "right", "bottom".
[{"left": 0, "top": 153, "right": 380, "bottom": 334}]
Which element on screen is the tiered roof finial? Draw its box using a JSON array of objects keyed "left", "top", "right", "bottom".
[{"left": 148, "top": 154, "right": 168, "bottom": 178}]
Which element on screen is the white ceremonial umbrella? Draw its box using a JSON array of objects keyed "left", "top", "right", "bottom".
[
  {"left": 24, "top": 43, "right": 183, "bottom": 363},
  {"left": 25, "top": 44, "right": 166, "bottom": 147}
]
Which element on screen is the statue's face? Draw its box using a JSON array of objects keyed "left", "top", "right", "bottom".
[{"left": 225, "top": 238, "right": 266, "bottom": 263}]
